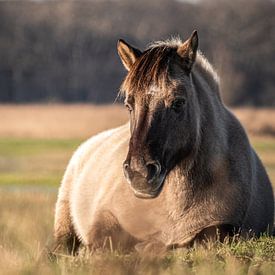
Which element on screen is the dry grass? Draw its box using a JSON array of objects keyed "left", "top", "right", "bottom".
[
  {"left": 233, "top": 108, "right": 275, "bottom": 137},
  {"left": 0, "top": 192, "right": 56, "bottom": 274},
  {"left": 0, "top": 104, "right": 274, "bottom": 274},
  {"left": 0, "top": 104, "right": 127, "bottom": 139},
  {"left": 0, "top": 104, "right": 274, "bottom": 139},
  {"left": 0, "top": 192, "right": 274, "bottom": 275}
]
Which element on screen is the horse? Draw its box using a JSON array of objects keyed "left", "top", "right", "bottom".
[{"left": 54, "top": 31, "right": 274, "bottom": 254}]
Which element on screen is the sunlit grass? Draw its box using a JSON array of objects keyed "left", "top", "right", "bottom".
[
  {"left": 0, "top": 190, "right": 274, "bottom": 274},
  {"left": 0, "top": 137, "right": 274, "bottom": 274}
]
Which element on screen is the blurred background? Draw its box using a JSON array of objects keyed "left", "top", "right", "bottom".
[
  {"left": 0, "top": 1, "right": 275, "bottom": 273},
  {"left": 0, "top": 0, "right": 274, "bottom": 106}
]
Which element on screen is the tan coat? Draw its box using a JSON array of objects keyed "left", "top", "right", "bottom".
[{"left": 54, "top": 33, "right": 274, "bottom": 253}]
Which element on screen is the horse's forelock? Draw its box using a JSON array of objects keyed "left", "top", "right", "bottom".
[{"left": 120, "top": 45, "right": 176, "bottom": 97}]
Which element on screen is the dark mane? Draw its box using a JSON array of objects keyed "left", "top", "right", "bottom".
[{"left": 121, "top": 45, "right": 177, "bottom": 94}]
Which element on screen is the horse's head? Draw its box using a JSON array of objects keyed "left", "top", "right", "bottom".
[{"left": 118, "top": 31, "right": 201, "bottom": 199}]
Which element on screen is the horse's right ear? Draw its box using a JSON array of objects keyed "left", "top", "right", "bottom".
[
  {"left": 117, "top": 39, "right": 142, "bottom": 71},
  {"left": 177, "top": 30, "right": 199, "bottom": 72}
]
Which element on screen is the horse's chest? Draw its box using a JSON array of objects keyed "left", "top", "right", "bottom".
[{"left": 111, "top": 193, "right": 173, "bottom": 241}]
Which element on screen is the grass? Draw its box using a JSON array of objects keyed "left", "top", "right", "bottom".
[
  {"left": 0, "top": 138, "right": 81, "bottom": 186},
  {"left": 0, "top": 105, "right": 274, "bottom": 274},
  {"left": 0, "top": 138, "right": 81, "bottom": 156},
  {"left": 0, "top": 140, "right": 274, "bottom": 274},
  {"left": 0, "top": 104, "right": 127, "bottom": 139},
  {"left": 0, "top": 190, "right": 274, "bottom": 274}
]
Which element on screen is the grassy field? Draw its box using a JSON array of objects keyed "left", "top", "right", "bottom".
[{"left": 0, "top": 105, "right": 275, "bottom": 274}]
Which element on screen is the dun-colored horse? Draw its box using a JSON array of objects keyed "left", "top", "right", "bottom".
[{"left": 54, "top": 31, "right": 274, "bottom": 254}]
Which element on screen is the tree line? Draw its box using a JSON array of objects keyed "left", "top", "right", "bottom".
[{"left": 0, "top": 0, "right": 274, "bottom": 106}]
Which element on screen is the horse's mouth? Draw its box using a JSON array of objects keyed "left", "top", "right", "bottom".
[{"left": 129, "top": 170, "right": 167, "bottom": 199}]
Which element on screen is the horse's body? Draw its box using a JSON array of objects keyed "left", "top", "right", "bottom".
[{"left": 54, "top": 32, "right": 274, "bottom": 253}]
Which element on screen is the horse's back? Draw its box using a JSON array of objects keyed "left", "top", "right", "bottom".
[
  {"left": 246, "top": 148, "right": 274, "bottom": 234},
  {"left": 225, "top": 109, "right": 274, "bottom": 234}
]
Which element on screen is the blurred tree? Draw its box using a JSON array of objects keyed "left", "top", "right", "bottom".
[{"left": 0, "top": 0, "right": 274, "bottom": 106}]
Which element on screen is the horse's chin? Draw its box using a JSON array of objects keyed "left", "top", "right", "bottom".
[
  {"left": 131, "top": 171, "right": 167, "bottom": 199},
  {"left": 134, "top": 191, "right": 158, "bottom": 199}
]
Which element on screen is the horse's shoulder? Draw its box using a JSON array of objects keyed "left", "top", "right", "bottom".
[{"left": 69, "top": 123, "right": 129, "bottom": 172}]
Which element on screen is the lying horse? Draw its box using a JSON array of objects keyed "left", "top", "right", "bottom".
[{"left": 54, "top": 31, "right": 274, "bottom": 253}]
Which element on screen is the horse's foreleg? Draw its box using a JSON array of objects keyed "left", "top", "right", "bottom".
[
  {"left": 54, "top": 199, "right": 80, "bottom": 254},
  {"left": 54, "top": 165, "right": 80, "bottom": 255},
  {"left": 87, "top": 211, "right": 138, "bottom": 252}
]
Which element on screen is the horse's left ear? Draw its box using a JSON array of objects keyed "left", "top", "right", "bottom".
[{"left": 177, "top": 30, "right": 199, "bottom": 72}]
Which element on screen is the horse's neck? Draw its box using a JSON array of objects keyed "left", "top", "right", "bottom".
[
  {"left": 164, "top": 114, "right": 229, "bottom": 219},
  {"left": 192, "top": 67, "right": 228, "bottom": 171},
  {"left": 180, "top": 72, "right": 229, "bottom": 189}
]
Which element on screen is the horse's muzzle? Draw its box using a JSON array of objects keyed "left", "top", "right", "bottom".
[{"left": 123, "top": 160, "right": 166, "bottom": 198}]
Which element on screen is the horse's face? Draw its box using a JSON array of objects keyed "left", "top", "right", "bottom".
[{"left": 118, "top": 31, "right": 199, "bottom": 199}]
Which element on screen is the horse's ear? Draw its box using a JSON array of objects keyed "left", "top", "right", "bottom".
[
  {"left": 117, "top": 39, "right": 142, "bottom": 71},
  {"left": 177, "top": 30, "right": 199, "bottom": 72}
]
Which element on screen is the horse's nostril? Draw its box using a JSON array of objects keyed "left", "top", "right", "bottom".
[
  {"left": 123, "top": 159, "right": 161, "bottom": 184},
  {"left": 123, "top": 161, "right": 135, "bottom": 183},
  {"left": 123, "top": 161, "right": 131, "bottom": 176},
  {"left": 146, "top": 162, "right": 161, "bottom": 183},
  {"left": 123, "top": 162, "right": 129, "bottom": 170}
]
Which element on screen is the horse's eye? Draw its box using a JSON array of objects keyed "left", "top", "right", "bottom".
[
  {"left": 172, "top": 98, "right": 186, "bottom": 112},
  {"left": 125, "top": 103, "right": 133, "bottom": 112}
]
